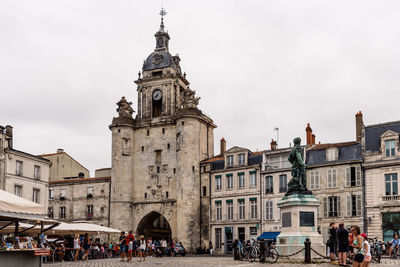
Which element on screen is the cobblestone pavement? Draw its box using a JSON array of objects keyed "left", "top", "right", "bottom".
[{"left": 44, "top": 255, "right": 400, "bottom": 267}]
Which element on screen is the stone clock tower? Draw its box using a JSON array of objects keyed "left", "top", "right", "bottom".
[{"left": 109, "top": 11, "right": 216, "bottom": 250}]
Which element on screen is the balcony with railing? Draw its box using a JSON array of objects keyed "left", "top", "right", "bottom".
[{"left": 382, "top": 195, "right": 400, "bottom": 202}]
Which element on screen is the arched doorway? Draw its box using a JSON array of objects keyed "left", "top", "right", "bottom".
[{"left": 136, "top": 211, "right": 171, "bottom": 240}]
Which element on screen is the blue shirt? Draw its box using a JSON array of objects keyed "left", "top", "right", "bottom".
[{"left": 391, "top": 238, "right": 400, "bottom": 246}]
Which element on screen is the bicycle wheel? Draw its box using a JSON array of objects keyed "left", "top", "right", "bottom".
[
  {"left": 248, "top": 247, "right": 257, "bottom": 262},
  {"left": 265, "top": 248, "right": 279, "bottom": 264}
]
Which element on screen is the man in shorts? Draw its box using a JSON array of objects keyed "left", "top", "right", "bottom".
[
  {"left": 336, "top": 222, "right": 349, "bottom": 266},
  {"left": 389, "top": 234, "right": 400, "bottom": 258},
  {"left": 119, "top": 231, "right": 126, "bottom": 262}
]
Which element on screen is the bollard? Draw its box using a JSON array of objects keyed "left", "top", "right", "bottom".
[{"left": 304, "top": 238, "right": 311, "bottom": 263}]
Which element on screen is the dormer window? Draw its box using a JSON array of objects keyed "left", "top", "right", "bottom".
[
  {"left": 238, "top": 154, "right": 245, "bottom": 165},
  {"left": 326, "top": 148, "right": 337, "bottom": 161},
  {"left": 227, "top": 155, "right": 234, "bottom": 167},
  {"left": 385, "top": 140, "right": 395, "bottom": 156}
]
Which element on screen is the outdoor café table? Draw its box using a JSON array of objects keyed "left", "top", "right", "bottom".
[{"left": 0, "top": 248, "right": 50, "bottom": 267}]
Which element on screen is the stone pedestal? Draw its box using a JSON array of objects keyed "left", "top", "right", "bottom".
[{"left": 276, "top": 193, "right": 324, "bottom": 260}]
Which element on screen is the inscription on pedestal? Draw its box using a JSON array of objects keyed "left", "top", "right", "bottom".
[
  {"left": 282, "top": 212, "right": 291, "bottom": 228},
  {"left": 300, "top": 211, "right": 315, "bottom": 227}
]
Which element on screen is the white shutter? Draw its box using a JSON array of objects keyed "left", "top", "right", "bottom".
[
  {"left": 356, "top": 195, "right": 362, "bottom": 216},
  {"left": 345, "top": 167, "right": 351, "bottom": 187},
  {"left": 337, "top": 196, "right": 341, "bottom": 217},
  {"left": 327, "top": 170, "right": 331, "bottom": 188},
  {"left": 356, "top": 167, "right": 361, "bottom": 186},
  {"left": 346, "top": 195, "right": 351, "bottom": 217},
  {"left": 316, "top": 171, "right": 320, "bottom": 189},
  {"left": 333, "top": 169, "right": 337, "bottom": 187},
  {"left": 323, "top": 197, "right": 328, "bottom": 218},
  {"left": 270, "top": 201, "right": 273, "bottom": 220}
]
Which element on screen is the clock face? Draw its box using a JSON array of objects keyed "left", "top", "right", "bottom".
[{"left": 152, "top": 89, "right": 162, "bottom": 101}]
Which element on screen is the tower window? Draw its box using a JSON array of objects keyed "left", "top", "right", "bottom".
[
  {"left": 145, "top": 193, "right": 147, "bottom": 199},
  {"left": 162, "top": 128, "right": 165, "bottom": 134},
  {"left": 202, "top": 186, "right": 207, "bottom": 197},
  {"left": 152, "top": 71, "right": 162, "bottom": 77},
  {"left": 141, "top": 146, "right": 144, "bottom": 152},
  {"left": 181, "top": 121, "right": 185, "bottom": 126},
  {"left": 147, "top": 130, "right": 150, "bottom": 136},
  {"left": 157, "top": 166, "right": 160, "bottom": 173},
  {"left": 192, "top": 166, "right": 195, "bottom": 172},
  {"left": 173, "top": 168, "right": 176, "bottom": 174},
  {"left": 167, "top": 143, "right": 170, "bottom": 149},
  {"left": 166, "top": 191, "right": 169, "bottom": 198},
  {"left": 155, "top": 150, "right": 162, "bottom": 163},
  {"left": 118, "top": 129, "right": 121, "bottom": 133}
]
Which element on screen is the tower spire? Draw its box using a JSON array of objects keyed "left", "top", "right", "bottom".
[{"left": 159, "top": 5, "right": 167, "bottom": 31}]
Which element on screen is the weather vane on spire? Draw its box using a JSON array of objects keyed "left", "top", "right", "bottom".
[{"left": 159, "top": 2, "right": 167, "bottom": 30}]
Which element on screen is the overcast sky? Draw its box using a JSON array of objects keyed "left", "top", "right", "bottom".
[{"left": 1, "top": 0, "right": 400, "bottom": 175}]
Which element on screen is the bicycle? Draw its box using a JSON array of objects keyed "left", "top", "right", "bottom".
[
  {"left": 250, "top": 238, "right": 279, "bottom": 264},
  {"left": 263, "top": 241, "right": 279, "bottom": 264}
]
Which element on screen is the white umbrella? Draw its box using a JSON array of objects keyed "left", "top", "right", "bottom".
[{"left": 46, "top": 222, "right": 120, "bottom": 235}]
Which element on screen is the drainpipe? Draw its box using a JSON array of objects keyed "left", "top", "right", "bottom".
[
  {"left": 199, "top": 165, "right": 202, "bottom": 247},
  {"left": 208, "top": 171, "right": 212, "bottom": 246},
  {"left": 259, "top": 164, "right": 263, "bottom": 236}
]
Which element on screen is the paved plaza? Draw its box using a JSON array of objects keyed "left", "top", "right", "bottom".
[{"left": 44, "top": 255, "right": 400, "bottom": 267}]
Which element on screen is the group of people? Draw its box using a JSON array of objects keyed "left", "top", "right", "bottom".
[
  {"left": 117, "top": 231, "right": 176, "bottom": 262},
  {"left": 326, "top": 222, "right": 399, "bottom": 267}
]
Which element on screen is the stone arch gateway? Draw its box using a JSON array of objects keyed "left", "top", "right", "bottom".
[{"left": 136, "top": 211, "right": 172, "bottom": 240}]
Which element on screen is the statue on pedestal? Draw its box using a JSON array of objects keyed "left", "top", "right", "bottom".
[{"left": 287, "top": 137, "right": 311, "bottom": 195}]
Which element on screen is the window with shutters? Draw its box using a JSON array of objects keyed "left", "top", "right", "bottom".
[
  {"left": 265, "top": 200, "right": 273, "bottom": 220},
  {"left": 327, "top": 168, "right": 337, "bottom": 188},
  {"left": 226, "top": 174, "right": 233, "bottom": 189},
  {"left": 346, "top": 195, "right": 362, "bottom": 217},
  {"left": 238, "top": 200, "right": 245, "bottom": 219},
  {"left": 16, "top": 161, "right": 23, "bottom": 176},
  {"left": 345, "top": 166, "right": 361, "bottom": 187},
  {"left": 32, "top": 189, "right": 40, "bottom": 203},
  {"left": 60, "top": 206, "right": 66, "bottom": 219},
  {"left": 215, "top": 228, "right": 222, "bottom": 249},
  {"left": 14, "top": 185, "right": 22, "bottom": 197},
  {"left": 215, "top": 202, "right": 222, "bottom": 221},
  {"left": 324, "top": 196, "right": 341, "bottom": 217},
  {"left": 250, "top": 199, "right": 258, "bottom": 219},
  {"left": 238, "top": 173, "right": 245, "bottom": 188},
  {"left": 265, "top": 176, "right": 273, "bottom": 194},
  {"left": 227, "top": 201, "right": 233, "bottom": 220},
  {"left": 309, "top": 171, "right": 320, "bottom": 190},
  {"left": 34, "top": 165, "right": 41, "bottom": 179}
]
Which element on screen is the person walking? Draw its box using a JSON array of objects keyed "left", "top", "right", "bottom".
[
  {"left": 337, "top": 223, "right": 349, "bottom": 266},
  {"left": 327, "top": 222, "right": 337, "bottom": 262},
  {"left": 209, "top": 241, "right": 213, "bottom": 255},
  {"left": 161, "top": 238, "right": 167, "bottom": 256},
  {"left": 126, "top": 230, "right": 134, "bottom": 262},
  {"left": 147, "top": 237, "right": 153, "bottom": 256},
  {"left": 139, "top": 235, "right": 146, "bottom": 262},
  {"left": 361, "top": 233, "right": 371, "bottom": 267},
  {"left": 73, "top": 234, "right": 81, "bottom": 262},
  {"left": 352, "top": 226, "right": 364, "bottom": 267},
  {"left": 349, "top": 226, "right": 355, "bottom": 259},
  {"left": 82, "top": 233, "right": 91, "bottom": 261},
  {"left": 119, "top": 231, "right": 127, "bottom": 262}
]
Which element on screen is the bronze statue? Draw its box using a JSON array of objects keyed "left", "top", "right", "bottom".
[{"left": 287, "top": 137, "right": 310, "bottom": 195}]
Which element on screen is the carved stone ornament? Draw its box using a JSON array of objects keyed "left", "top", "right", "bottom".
[
  {"left": 116, "top": 96, "right": 134, "bottom": 118},
  {"left": 152, "top": 53, "right": 163, "bottom": 65},
  {"left": 181, "top": 87, "right": 200, "bottom": 109}
]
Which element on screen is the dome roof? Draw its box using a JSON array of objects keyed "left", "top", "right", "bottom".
[{"left": 143, "top": 50, "right": 177, "bottom": 71}]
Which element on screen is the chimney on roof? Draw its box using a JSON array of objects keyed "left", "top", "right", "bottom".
[
  {"left": 5, "top": 125, "right": 13, "bottom": 149},
  {"left": 57, "top": 148, "right": 64, "bottom": 153},
  {"left": 270, "top": 139, "right": 277, "bottom": 150},
  {"left": 220, "top": 138, "right": 226, "bottom": 155},
  {"left": 355, "top": 111, "right": 363, "bottom": 142},
  {"left": 306, "top": 123, "right": 313, "bottom": 147},
  {"left": 311, "top": 134, "right": 316, "bottom": 146}
]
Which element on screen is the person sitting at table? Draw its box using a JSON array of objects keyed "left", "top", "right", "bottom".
[{"left": 56, "top": 242, "right": 65, "bottom": 262}]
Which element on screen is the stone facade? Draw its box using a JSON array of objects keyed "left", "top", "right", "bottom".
[
  {"left": 363, "top": 119, "right": 400, "bottom": 241},
  {"left": 48, "top": 177, "right": 111, "bottom": 241},
  {"left": 201, "top": 144, "right": 262, "bottom": 254},
  {"left": 0, "top": 125, "right": 51, "bottom": 214},
  {"left": 109, "top": 19, "right": 215, "bottom": 250},
  {"left": 42, "top": 149, "right": 90, "bottom": 181}
]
